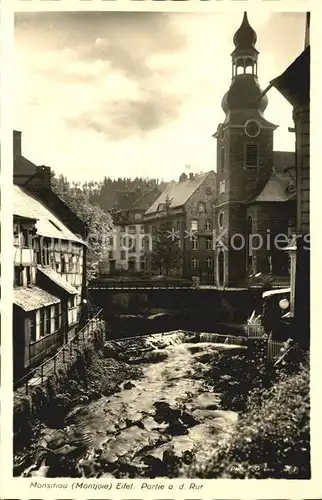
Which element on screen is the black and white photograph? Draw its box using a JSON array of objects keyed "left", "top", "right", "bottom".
[{"left": 5, "top": 4, "right": 312, "bottom": 485}]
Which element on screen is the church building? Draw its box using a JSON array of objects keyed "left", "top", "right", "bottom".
[{"left": 213, "top": 13, "right": 296, "bottom": 288}]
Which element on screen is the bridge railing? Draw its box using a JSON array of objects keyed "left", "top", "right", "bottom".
[{"left": 88, "top": 279, "right": 193, "bottom": 290}]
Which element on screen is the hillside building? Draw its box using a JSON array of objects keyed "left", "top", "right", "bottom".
[
  {"left": 13, "top": 131, "right": 88, "bottom": 380},
  {"left": 144, "top": 171, "right": 217, "bottom": 282}
]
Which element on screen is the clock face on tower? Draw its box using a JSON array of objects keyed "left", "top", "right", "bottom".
[{"left": 245, "top": 120, "right": 260, "bottom": 138}]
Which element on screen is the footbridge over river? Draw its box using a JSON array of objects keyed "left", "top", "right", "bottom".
[{"left": 87, "top": 278, "right": 265, "bottom": 329}]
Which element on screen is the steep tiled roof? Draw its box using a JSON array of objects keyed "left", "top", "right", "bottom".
[
  {"left": 14, "top": 185, "right": 85, "bottom": 245},
  {"left": 37, "top": 265, "right": 78, "bottom": 294},
  {"left": 129, "top": 186, "right": 164, "bottom": 211},
  {"left": 14, "top": 286, "right": 60, "bottom": 312},
  {"left": 252, "top": 170, "right": 296, "bottom": 203},
  {"left": 273, "top": 151, "right": 295, "bottom": 173},
  {"left": 145, "top": 172, "right": 212, "bottom": 215}
]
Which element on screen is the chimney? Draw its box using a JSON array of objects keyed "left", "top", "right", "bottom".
[
  {"left": 24, "top": 165, "right": 52, "bottom": 193},
  {"left": 179, "top": 172, "right": 187, "bottom": 182},
  {"left": 36, "top": 165, "right": 51, "bottom": 189},
  {"left": 13, "top": 130, "right": 22, "bottom": 158},
  {"left": 189, "top": 173, "right": 194, "bottom": 180}
]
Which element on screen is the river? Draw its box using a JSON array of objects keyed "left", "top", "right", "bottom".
[{"left": 24, "top": 332, "right": 245, "bottom": 478}]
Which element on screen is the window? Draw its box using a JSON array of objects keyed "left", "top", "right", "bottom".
[
  {"left": 247, "top": 216, "right": 253, "bottom": 266},
  {"left": 206, "top": 236, "right": 213, "bottom": 250},
  {"left": 219, "top": 180, "right": 226, "bottom": 193},
  {"left": 69, "top": 296, "right": 76, "bottom": 309},
  {"left": 198, "top": 202, "right": 206, "bottom": 213},
  {"left": 134, "top": 213, "right": 142, "bottom": 221},
  {"left": 120, "top": 250, "right": 126, "bottom": 260},
  {"left": 157, "top": 203, "right": 164, "bottom": 212},
  {"left": 54, "top": 303, "right": 60, "bottom": 331},
  {"left": 13, "top": 224, "right": 20, "bottom": 246},
  {"left": 192, "top": 237, "right": 199, "bottom": 250},
  {"left": 245, "top": 143, "right": 259, "bottom": 167},
  {"left": 191, "top": 219, "right": 198, "bottom": 232},
  {"left": 45, "top": 307, "right": 51, "bottom": 335},
  {"left": 21, "top": 228, "right": 29, "bottom": 248},
  {"left": 30, "top": 313, "right": 36, "bottom": 341},
  {"left": 140, "top": 225, "right": 145, "bottom": 234},
  {"left": 192, "top": 257, "right": 199, "bottom": 269},
  {"left": 26, "top": 266, "right": 31, "bottom": 285},
  {"left": 129, "top": 225, "right": 136, "bottom": 233},
  {"left": 218, "top": 212, "right": 224, "bottom": 229},
  {"left": 61, "top": 256, "right": 66, "bottom": 273},
  {"left": 207, "top": 257, "right": 213, "bottom": 268},
  {"left": 108, "top": 250, "right": 114, "bottom": 260},
  {"left": 120, "top": 226, "right": 126, "bottom": 233},
  {"left": 205, "top": 220, "right": 212, "bottom": 231},
  {"left": 220, "top": 147, "right": 225, "bottom": 172},
  {"left": 129, "top": 241, "right": 137, "bottom": 253},
  {"left": 39, "top": 308, "right": 45, "bottom": 337},
  {"left": 14, "top": 266, "right": 23, "bottom": 286}
]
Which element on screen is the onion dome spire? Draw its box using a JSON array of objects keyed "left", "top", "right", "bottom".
[
  {"left": 231, "top": 12, "right": 259, "bottom": 79},
  {"left": 233, "top": 12, "right": 257, "bottom": 50}
]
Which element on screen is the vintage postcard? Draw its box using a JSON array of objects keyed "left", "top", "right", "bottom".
[{"left": 0, "top": 0, "right": 321, "bottom": 498}]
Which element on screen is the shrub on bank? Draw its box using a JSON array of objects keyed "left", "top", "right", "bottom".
[{"left": 190, "top": 358, "right": 310, "bottom": 479}]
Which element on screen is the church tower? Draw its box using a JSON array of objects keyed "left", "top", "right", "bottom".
[{"left": 214, "top": 12, "right": 278, "bottom": 287}]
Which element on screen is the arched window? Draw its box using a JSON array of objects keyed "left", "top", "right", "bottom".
[
  {"left": 218, "top": 251, "right": 224, "bottom": 286},
  {"left": 247, "top": 216, "right": 253, "bottom": 267},
  {"left": 220, "top": 147, "right": 225, "bottom": 172},
  {"left": 218, "top": 211, "right": 224, "bottom": 230}
]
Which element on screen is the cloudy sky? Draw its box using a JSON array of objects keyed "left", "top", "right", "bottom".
[{"left": 14, "top": 11, "right": 306, "bottom": 182}]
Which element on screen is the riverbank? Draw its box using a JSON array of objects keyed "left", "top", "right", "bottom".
[
  {"left": 14, "top": 331, "right": 309, "bottom": 479},
  {"left": 16, "top": 331, "right": 247, "bottom": 478},
  {"left": 13, "top": 334, "right": 142, "bottom": 475}
]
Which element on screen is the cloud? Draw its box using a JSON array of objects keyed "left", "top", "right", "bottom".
[
  {"left": 14, "top": 11, "right": 305, "bottom": 181},
  {"left": 15, "top": 11, "right": 188, "bottom": 140},
  {"left": 67, "top": 90, "right": 182, "bottom": 140}
]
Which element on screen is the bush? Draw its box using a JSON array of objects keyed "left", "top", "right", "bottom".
[{"left": 190, "top": 360, "right": 310, "bottom": 479}]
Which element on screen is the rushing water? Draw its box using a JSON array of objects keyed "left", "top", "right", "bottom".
[{"left": 25, "top": 332, "right": 244, "bottom": 478}]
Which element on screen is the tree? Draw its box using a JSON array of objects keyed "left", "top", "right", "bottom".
[
  {"left": 51, "top": 173, "right": 113, "bottom": 280},
  {"left": 150, "top": 196, "right": 182, "bottom": 276}
]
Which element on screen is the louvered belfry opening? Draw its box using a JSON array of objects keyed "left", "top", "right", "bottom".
[{"left": 245, "top": 143, "right": 259, "bottom": 167}]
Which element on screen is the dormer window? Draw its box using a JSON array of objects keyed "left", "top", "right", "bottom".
[
  {"left": 245, "top": 143, "right": 259, "bottom": 168},
  {"left": 49, "top": 219, "right": 62, "bottom": 232},
  {"left": 157, "top": 203, "right": 164, "bottom": 212}
]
